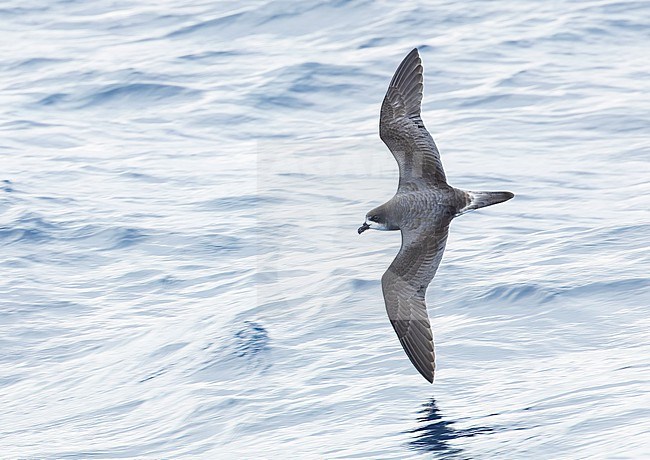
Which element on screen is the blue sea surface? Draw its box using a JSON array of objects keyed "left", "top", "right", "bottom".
[{"left": 1, "top": 1, "right": 649, "bottom": 458}]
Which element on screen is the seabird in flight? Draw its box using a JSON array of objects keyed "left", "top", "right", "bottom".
[{"left": 358, "top": 48, "right": 514, "bottom": 383}]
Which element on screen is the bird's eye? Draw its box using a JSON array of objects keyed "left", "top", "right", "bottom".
[{"left": 370, "top": 215, "right": 379, "bottom": 222}]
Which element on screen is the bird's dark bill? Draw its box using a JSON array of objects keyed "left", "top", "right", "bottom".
[{"left": 358, "top": 223, "right": 370, "bottom": 234}]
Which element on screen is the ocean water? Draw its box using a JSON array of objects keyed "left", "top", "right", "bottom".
[{"left": 1, "top": 0, "right": 649, "bottom": 458}]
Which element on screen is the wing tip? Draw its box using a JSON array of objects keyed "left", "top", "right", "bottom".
[
  {"left": 395, "top": 330, "right": 436, "bottom": 384},
  {"left": 418, "top": 360, "right": 435, "bottom": 384},
  {"left": 413, "top": 362, "right": 435, "bottom": 384},
  {"left": 400, "top": 357, "right": 436, "bottom": 384},
  {"left": 389, "top": 48, "right": 422, "bottom": 86}
]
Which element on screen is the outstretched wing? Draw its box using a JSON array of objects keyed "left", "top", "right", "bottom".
[
  {"left": 380, "top": 48, "right": 447, "bottom": 189},
  {"left": 381, "top": 215, "right": 451, "bottom": 383}
]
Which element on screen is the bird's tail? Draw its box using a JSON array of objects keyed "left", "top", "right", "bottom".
[{"left": 457, "top": 191, "right": 514, "bottom": 215}]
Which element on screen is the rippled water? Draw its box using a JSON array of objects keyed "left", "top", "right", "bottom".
[{"left": 2, "top": 1, "right": 649, "bottom": 458}]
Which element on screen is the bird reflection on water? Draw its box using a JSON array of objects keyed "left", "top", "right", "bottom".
[{"left": 408, "top": 398, "right": 494, "bottom": 456}]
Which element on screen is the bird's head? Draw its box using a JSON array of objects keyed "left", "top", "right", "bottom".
[{"left": 358, "top": 208, "right": 390, "bottom": 234}]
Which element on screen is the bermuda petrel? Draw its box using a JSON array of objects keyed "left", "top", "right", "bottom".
[{"left": 358, "top": 48, "right": 514, "bottom": 383}]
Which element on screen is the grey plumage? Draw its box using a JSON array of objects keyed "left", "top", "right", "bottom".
[{"left": 359, "top": 48, "right": 514, "bottom": 383}]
